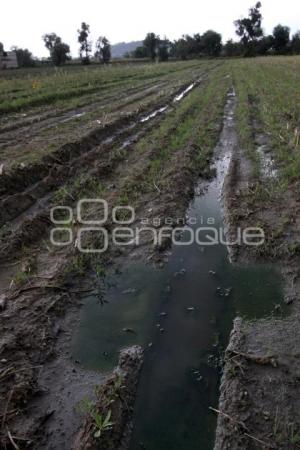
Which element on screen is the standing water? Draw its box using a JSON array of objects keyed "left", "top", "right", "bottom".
[{"left": 72, "top": 90, "right": 283, "bottom": 449}]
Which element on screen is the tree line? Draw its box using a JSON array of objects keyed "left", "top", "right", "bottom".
[
  {"left": 0, "top": 22, "right": 111, "bottom": 68},
  {"left": 230, "top": 2, "right": 300, "bottom": 57},
  {"left": 2, "top": 2, "right": 300, "bottom": 68},
  {"left": 131, "top": 3, "right": 300, "bottom": 60},
  {"left": 127, "top": 30, "right": 222, "bottom": 60},
  {"left": 42, "top": 23, "right": 111, "bottom": 66}
]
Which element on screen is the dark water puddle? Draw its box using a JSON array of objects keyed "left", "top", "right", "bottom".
[{"left": 72, "top": 90, "right": 284, "bottom": 449}]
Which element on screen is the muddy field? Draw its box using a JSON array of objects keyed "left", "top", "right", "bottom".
[{"left": 0, "top": 57, "right": 300, "bottom": 449}]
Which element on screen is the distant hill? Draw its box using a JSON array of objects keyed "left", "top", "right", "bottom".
[{"left": 111, "top": 41, "right": 143, "bottom": 59}]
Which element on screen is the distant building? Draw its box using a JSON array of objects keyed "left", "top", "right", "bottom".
[{"left": 0, "top": 48, "right": 18, "bottom": 69}]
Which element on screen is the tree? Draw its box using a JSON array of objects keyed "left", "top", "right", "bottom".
[
  {"left": 172, "top": 35, "right": 198, "bottom": 60},
  {"left": 0, "top": 42, "right": 4, "bottom": 54},
  {"left": 78, "top": 22, "right": 91, "bottom": 64},
  {"left": 43, "top": 33, "right": 58, "bottom": 51},
  {"left": 186, "top": 34, "right": 202, "bottom": 56},
  {"left": 95, "top": 36, "right": 111, "bottom": 64},
  {"left": 273, "top": 25, "right": 290, "bottom": 54},
  {"left": 201, "top": 30, "right": 222, "bottom": 56},
  {"left": 42, "top": 33, "right": 70, "bottom": 66},
  {"left": 291, "top": 32, "right": 300, "bottom": 54},
  {"left": 234, "top": 2, "right": 263, "bottom": 56},
  {"left": 51, "top": 41, "right": 70, "bottom": 66},
  {"left": 171, "top": 33, "right": 223, "bottom": 59},
  {"left": 172, "top": 38, "right": 189, "bottom": 60},
  {"left": 12, "top": 47, "right": 35, "bottom": 67},
  {"left": 256, "top": 35, "right": 273, "bottom": 55},
  {"left": 223, "top": 39, "right": 243, "bottom": 57},
  {"left": 143, "top": 33, "right": 158, "bottom": 60},
  {"left": 133, "top": 46, "right": 148, "bottom": 58},
  {"left": 157, "top": 38, "right": 170, "bottom": 61},
  {"left": 192, "top": 34, "right": 203, "bottom": 55}
]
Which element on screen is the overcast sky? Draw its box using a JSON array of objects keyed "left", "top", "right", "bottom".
[{"left": 2, "top": 0, "right": 300, "bottom": 57}]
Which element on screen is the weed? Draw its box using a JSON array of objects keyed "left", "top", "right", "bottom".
[
  {"left": 95, "top": 264, "right": 106, "bottom": 278},
  {"left": 12, "top": 270, "right": 30, "bottom": 286},
  {"left": 92, "top": 409, "right": 114, "bottom": 439},
  {"left": 77, "top": 398, "right": 114, "bottom": 439},
  {"left": 69, "top": 253, "right": 89, "bottom": 276}
]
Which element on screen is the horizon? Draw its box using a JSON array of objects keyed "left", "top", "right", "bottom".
[{"left": 2, "top": 0, "right": 300, "bottom": 58}]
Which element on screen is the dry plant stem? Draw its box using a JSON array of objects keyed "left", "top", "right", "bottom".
[{"left": 209, "top": 407, "right": 275, "bottom": 448}]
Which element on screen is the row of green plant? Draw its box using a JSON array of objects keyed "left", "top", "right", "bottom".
[
  {"left": 120, "top": 64, "right": 230, "bottom": 200},
  {"left": 0, "top": 60, "right": 205, "bottom": 115},
  {"left": 0, "top": 61, "right": 215, "bottom": 168},
  {"left": 231, "top": 56, "right": 300, "bottom": 185}
]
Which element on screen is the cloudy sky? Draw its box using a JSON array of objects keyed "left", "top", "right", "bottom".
[{"left": 2, "top": 0, "right": 300, "bottom": 57}]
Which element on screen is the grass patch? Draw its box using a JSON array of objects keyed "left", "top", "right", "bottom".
[{"left": 230, "top": 55, "right": 300, "bottom": 186}]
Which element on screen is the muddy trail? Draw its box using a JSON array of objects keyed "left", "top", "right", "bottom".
[
  {"left": 214, "top": 80, "right": 300, "bottom": 449},
  {"left": 0, "top": 58, "right": 299, "bottom": 450},
  {"left": 68, "top": 90, "right": 289, "bottom": 450},
  {"left": 0, "top": 61, "right": 228, "bottom": 449},
  {"left": 71, "top": 91, "right": 283, "bottom": 450}
]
